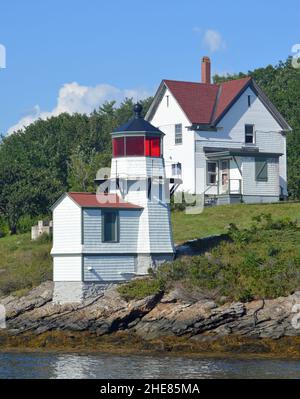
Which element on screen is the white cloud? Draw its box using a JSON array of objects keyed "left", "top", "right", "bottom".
[
  {"left": 202, "top": 29, "right": 226, "bottom": 53},
  {"left": 8, "top": 82, "right": 151, "bottom": 135}
]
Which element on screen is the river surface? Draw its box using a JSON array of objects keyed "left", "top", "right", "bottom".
[{"left": 0, "top": 352, "right": 299, "bottom": 379}]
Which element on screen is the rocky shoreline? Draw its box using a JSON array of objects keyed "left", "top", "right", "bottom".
[{"left": 1, "top": 281, "right": 300, "bottom": 357}]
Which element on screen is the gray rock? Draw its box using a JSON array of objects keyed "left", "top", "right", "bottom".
[{"left": 1, "top": 281, "right": 300, "bottom": 341}]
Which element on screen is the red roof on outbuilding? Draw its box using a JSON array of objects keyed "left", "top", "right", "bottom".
[
  {"left": 163, "top": 77, "right": 251, "bottom": 125},
  {"left": 67, "top": 192, "right": 143, "bottom": 209}
]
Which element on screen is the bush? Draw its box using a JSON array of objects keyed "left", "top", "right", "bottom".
[
  {"left": 35, "top": 232, "right": 52, "bottom": 244},
  {"left": 117, "top": 278, "right": 164, "bottom": 301},
  {"left": 120, "top": 214, "right": 300, "bottom": 302},
  {"left": 0, "top": 217, "right": 9, "bottom": 237}
]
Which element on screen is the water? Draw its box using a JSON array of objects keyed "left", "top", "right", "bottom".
[{"left": 0, "top": 352, "right": 300, "bottom": 379}]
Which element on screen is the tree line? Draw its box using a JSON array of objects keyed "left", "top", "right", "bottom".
[{"left": 0, "top": 57, "right": 299, "bottom": 235}]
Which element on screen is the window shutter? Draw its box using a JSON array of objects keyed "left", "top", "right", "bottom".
[{"left": 255, "top": 159, "right": 268, "bottom": 182}]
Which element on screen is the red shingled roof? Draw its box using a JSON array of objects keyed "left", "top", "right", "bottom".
[
  {"left": 163, "top": 77, "right": 252, "bottom": 125},
  {"left": 68, "top": 192, "right": 143, "bottom": 209}
]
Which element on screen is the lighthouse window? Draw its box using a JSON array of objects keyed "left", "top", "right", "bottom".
[
  {"left": 102, "top": 211, "right": 119, "bottom": 243},
  {"left": 126, "top": 136, "right": 144, "bottom": 156},
  {"left": 112, "top": 137, "right": 125, "bottom": 157},
  {"left": 145, "top": 137, "right": 161, "bottom": 157}
]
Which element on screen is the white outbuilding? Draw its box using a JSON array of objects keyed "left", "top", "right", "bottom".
[{"left": 51, "top": 104, "right": 175, "bottom": 304}]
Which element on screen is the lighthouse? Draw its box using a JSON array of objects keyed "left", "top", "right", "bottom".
[
  {"left": 105, "top": 103, "right": 175, "bottom": 274},
  {"left": 51, "top": 104, "right": 175, "bottom": 304}
]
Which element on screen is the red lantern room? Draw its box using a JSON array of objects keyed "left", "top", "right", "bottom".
[{"left": 112, "top": 103, "right": 164, "bottom": 158}]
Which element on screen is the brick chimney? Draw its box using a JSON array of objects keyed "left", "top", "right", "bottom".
[{"left": 201, "top": 56, "right": 211, "bottom": 84}]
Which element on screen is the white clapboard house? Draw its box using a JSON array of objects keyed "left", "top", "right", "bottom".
[
  {"left": 146, "top": 57, "right": 291, "bottom": 205},
  {"left": 51, "top": 104, "right": 175, "bottom": 303}
]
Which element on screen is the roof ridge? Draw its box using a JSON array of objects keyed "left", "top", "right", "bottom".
[
  {"left": 164, "top": 78, "right": 219, "bottom": 87},
  {"left": 219, "top": 76, "right": 251, "bottom": 86}
]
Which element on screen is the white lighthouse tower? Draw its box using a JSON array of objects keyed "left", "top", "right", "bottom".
[
  {"left": 51, "top": 104, "right": 175, "bottom": 304},
  {"left": 98, "top": 103, "right": 175, "bottom": 274}
]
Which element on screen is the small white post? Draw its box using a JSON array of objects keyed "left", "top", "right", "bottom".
[{"left": 0, "top": 304, "right": 6, "bottom": 329}]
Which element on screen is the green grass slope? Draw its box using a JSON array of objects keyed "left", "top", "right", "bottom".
[
  {"left": 119, "top": 213, "right": 300, "bottom": 302},
  {"left": 172, "top": 202, "right": 300, "bottom": 243},
  {"left": 0, "top": 233, "right": 52, "bottom": 297}
]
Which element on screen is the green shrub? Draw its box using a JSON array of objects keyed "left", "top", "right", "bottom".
[
  {"left": 35, "top": 232, "right": 52, "bottom": 244},
  {"left": 0, "top": 217, "right": 9, "bottom": 237},
  {"left": 117, "top": 278, "right": 164, "bottom": 301},
  {"left": 120, "top": 214, "right": 300, "bottom": 302}
]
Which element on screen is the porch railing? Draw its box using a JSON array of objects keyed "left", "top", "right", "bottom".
[{"left": 224, "top": 179, "right": 242, "bottom": 195}]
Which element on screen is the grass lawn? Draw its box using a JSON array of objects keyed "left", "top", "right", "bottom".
[
  {"left": 0, "top": 233, "right": 52, "bottom": 297},
  {"left": 172, "top": 202, "right": 300, "bottom": 243}
]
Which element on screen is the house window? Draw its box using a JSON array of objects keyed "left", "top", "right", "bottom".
[
  {"left": 245, "top": 124, "right": 255, "bottom": 144},
  {"left": 175, "top": 124, "right": 182, "bottom": 144},
  {"left": 171, "top": 162, "right": 182, "bottom": 176},
  {"left": 248, "top": 95, "right": 251, "bottom": 107},
  {"left": 102, "top": 211, "right": 119, "bottom": 242},
  {"left": 207, "top": 161, "right": 218, "bottom": 185},
  {"left": 255, "top": 159, "right": 268, "bottom": 182}
]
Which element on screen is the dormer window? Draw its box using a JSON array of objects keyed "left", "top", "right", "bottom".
[{"left": 245, "top": 124, "right": 255, "bottom": 144}]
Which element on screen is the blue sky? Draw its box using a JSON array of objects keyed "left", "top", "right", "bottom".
[{"left": 0, "top": 0, "right": 299, "bottom": 134}]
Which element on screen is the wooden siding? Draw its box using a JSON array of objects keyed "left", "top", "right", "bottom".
[
  {"left": 53, "top": 256, "right": 82, "bottom": 281},
  {"left": 51, "top": 195, "right": 82, "bottom": 255},
  {"left": 83, "top": 255, "right": 136, "bottom": 281},
  {"left": 242, "top": 157, "right": 279, "bottom": 196},
  {"left": 83, "top": 208, "right": 141, "bottom": 253},
  {"left": 148, "top": 202, "right": 174, "bottom": 253},
  {"left": 148, "top": 86, "right": 196, "bottom": 193},
  {"left": 110, "top": 157, "right": 165, "bottom": 179}
]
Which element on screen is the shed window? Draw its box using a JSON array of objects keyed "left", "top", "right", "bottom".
[
  {"left": 175, "top": 124, "right": 182, "bottom": 144},
  {"left": 102, "top": 211, "right": 119, "bottom": 242},
  {"left": 245, "top": 124, "right": 255, "bottom": 144},
  {"left": 145, "top": 137, "right": 161, "bottom": 157},
  {"left": 255, "top": 159, "right": 268, "bottom": 182},
  {"left": 112, "top": 137, "right": 125, "bottom": 157},
  {"left": 125, "top": 136, "right": 144, "bottom": 156},
  {"left": 207, "top": 161, "right": 218, "bottom": 185}
]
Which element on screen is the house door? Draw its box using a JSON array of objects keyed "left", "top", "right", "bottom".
[{"left": 219, "top": 160, "right": 229, "bottom": 194}]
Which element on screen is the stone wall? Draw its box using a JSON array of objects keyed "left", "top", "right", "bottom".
[{"left": 53, "top": 281, "right": 116, "bottom": 304}]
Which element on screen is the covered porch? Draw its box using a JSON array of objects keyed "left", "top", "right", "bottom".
[
  {"left": 203, "top": 147, "right": 282, "bottom": 205},
  {"left": 204, "top": 148, "right": 242, "bottom": 205}
]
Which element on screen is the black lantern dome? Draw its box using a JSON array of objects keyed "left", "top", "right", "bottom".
[{"left": 113, "top": 103, "right": 163, "bottom": 134}]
